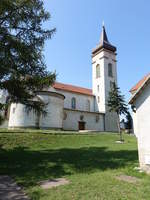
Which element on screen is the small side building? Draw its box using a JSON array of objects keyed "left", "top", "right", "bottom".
[{"left": 129, "top": 73, "right": 150, "bottom": 173}]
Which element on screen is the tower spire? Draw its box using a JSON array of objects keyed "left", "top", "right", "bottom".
[
  {"left": 100, "top": 24, "right": 109, "bottom": 45},
  {"left": 92, "top": 23, "right": 116, "bottom": 55}
]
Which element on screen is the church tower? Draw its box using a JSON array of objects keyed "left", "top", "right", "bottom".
[{"left": 92, "top": 24, "right": 118, "bottom": 131}]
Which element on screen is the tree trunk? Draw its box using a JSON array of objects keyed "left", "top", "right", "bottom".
[
  {"left": 117, "top": 114, "right": 123, "bottom": 141},
  {"left": 35, "top": 111, "right": 41, "bottom": 129}
]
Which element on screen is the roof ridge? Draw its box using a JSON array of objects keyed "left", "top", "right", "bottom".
[
  {"left": 54, "top": 81, "right": 92, "bottom": 91},
  {"left": 129, "top": 73, "right": 150, "bottom": 92},
  {"left": 53, "top": 82, "right": 93, "bottom": 96},
  {"left": 129, "top": 73, "right": 150, "bottom": 104}
]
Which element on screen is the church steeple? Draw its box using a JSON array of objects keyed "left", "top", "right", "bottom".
[
  {"left": 100, "top": 25, "right": 109, "bottom": 45},
  {"left": 92, "top": 24, "right": 116, "bottom": 56},
  {"left": 92, "top": 23, "right": 118, "bottom": 131}
]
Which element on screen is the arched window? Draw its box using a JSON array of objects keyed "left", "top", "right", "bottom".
[
  {"left": 86, "top": 100, "right": 90, "bottom": 111},
  {"left": 108, "top": 63, "right": 113, "bottom": 77},
  {"left": 96, "top": 64, "right": 100, "bottom": 78},
  {"left": 71, "top": 97, "right": 76, "bottom": 109}
]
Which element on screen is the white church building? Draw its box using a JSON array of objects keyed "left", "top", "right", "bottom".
[{"left": 0, "top": 25, "right": 118, "bottom": 131}]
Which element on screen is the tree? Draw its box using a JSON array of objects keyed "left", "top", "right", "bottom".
[
  {"left": 107, "top": 83, "right": 128, "bottom": 141},
  {"left": 125, "top": 112, "right": 133, "bottom": 133},
  {"left": 0, "top": 0, "right": 56, "bottom": 124}
]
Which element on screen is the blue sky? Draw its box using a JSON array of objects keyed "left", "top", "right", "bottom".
[{"left": 43, "top": 0, "right": 150, "bottom": 101}]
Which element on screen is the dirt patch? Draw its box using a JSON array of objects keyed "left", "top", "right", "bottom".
[
  {"left": 116, "top": 175, "right": 140, "bottom": 184},
  {"left": 39, "top": 178, "right": 69, "bottom": 189}
]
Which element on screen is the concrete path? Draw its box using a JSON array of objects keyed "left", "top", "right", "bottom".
[{"left": 0, "top": 176, "right": 29, "bottom": 200}]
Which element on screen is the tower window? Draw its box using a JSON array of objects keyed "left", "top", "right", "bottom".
[
  {"left": 71, "top": 97, "right": 76, "bottom": 109},
  {"left": 108, "top": 63, "right": 113, "bottom": 77},
  {"left": 98, "top": 96, "right": 100, "bottom": 103},
  {"left": 96, "top": 64, "right": 100, "bottom": 78}
]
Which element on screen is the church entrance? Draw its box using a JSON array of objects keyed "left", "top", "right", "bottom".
[{"left": 78, "top": 121, "right": 85, "bottom": 130}]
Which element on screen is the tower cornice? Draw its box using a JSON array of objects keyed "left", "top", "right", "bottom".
[{"left": 92, "top": 48, "right": 117, "bottom": 58}]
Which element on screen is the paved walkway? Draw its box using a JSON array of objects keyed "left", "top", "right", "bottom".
[{"left": 0, "top": 176, "right": 29, "bottom": 200}]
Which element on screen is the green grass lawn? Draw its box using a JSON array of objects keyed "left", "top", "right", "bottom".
[{"left": 0, "top": 130, "right": 150, "bottom": 200}]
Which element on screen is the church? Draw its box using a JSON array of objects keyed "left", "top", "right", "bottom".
[{"left": 0, "top": 25, "right": 119, "bottom": 132}]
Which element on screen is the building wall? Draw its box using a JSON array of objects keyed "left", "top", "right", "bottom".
[
  {"left": 37, "top": 93, "right": 64, "bottom": 129},
  {"left": 133, "top": 82, "right": 150, "bottom": 173},
  {"left": 63, "top": 108, "right": 105, "bottom": 131},
  {"left": 105, "top": 112, "right": 118, "bottom": 132},
  {"left": 49, "top": 87, "right": 114, "bottom": 132},
  {"left": 132, "top": 111, "right": 138, "bottom": 137},
  {"left": 92, "top": 50, "right": 105, "bottom": 113},
  {"left": 49, "top": 87, "right": 95, "bottom": 112},
  {"left": 8, "top": 92, "right": 64, "bottom": 129},
  {"left": 92, "top": 50, "right": 117, "bottom": 112},
  {"left": 92, "top": 49, "right": 118, "bottom": 132},
  {"left": 103, "top": 51, "right": 118, "bottom": 132},
  {"left": 8, "top": 103, "right": 37, "bottom": 128}
]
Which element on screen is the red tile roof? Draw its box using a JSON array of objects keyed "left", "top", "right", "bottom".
[
  {"left": 53, "top": 82, "right": 93, "bottom": 96},
  {"left": 130, "top": 73, "right": 150, "bottom": 93},
  {"left": 129, "top": 73, "right": 150, "bottom": 104}
]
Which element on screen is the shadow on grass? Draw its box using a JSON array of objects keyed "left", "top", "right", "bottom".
[{"left": 0, "top": 146, "right": 138, "bottom": 187}]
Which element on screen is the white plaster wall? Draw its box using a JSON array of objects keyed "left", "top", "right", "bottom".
[
  {"left": 92, "top": 51, "right": 105, "bottom": 112},
  {"left": 63, "top": 109, "right": 104, "bottom": 131},
  {"left": 132, "top": 111, "right": 138, "bottom": 137},
  {"left": 104, "top": 51, "right": 117, "bottom": 104},
  {"left": 92, "top": 50, "right": 118, "bottom": 132},
  {"left": 135, "top": 83, "right": 150, "bottom": 138},
  {"left": 92, "top": 51, "right": 117, "bottom": 112},
  {"left": 49, "top": 87, "right": 95, "bottom": 112},
  {"left": 133, "top": 82, "right": 150, "bottom": 173},
  {"left": 8, "top": 93, "right": 64, "bottom": 129},
  {"left": 37, "top": 93, "right": 64, "bottom": 129},
  {"left": 105, "top": 112, "right": 118, "bottom": 132},
  {"left": 103, "top": 51, "right": 117, "bottom": 132},
  {"left": 9, "top": 103, "right": 37, "bottom": 128}
]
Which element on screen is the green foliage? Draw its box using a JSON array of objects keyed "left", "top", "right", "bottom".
[
  {"left": 0, "top": 113, "right": 5, "bottom": 125},
  {"left": 0, "top": 103, "right": 6, "bottom": 125},
  {"left": 107, "top": 83, "right": 128, "bottom": 115},
  {"left": 107, "top": 83, "right": 128, "bottom": 140},
  {"left": 0, "top": 0, "right": 56, "bottom": 121},
  {"left": 126, "top": 112, "right": 133, "bottom": 130}
]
